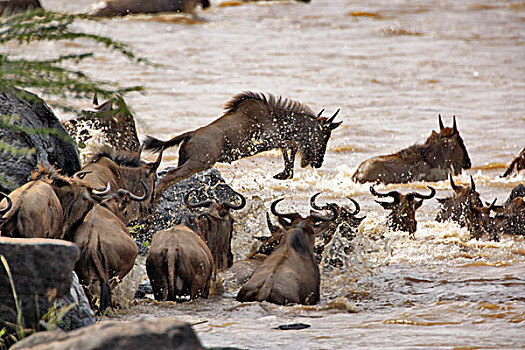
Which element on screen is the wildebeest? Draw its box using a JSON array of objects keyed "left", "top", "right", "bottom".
[
  {"left": 370, "top": 185, "right": 435, "bottom": 238},
  {"left": 309, "top": 192, "right": 365, "bottom": 266},
  {"left": 467, "top": 199, "right": 501, "bottom": 241},
  {"left": 501, "top": 147, "right": 525, "bottom": 177},
  {"left": 72, "top": 203, "right": 138, "bottom": 313},
  {"left": 435, "top": 174, "right": 482, "bottom": 227},
  {"left": 236, "top": 198, "right": 337, "bottom": 305},
  {"left": 352, "top": 115, "right": 471, "bottom": 184},
  {"left": 146, "top": 188, "right": 246, "bottom": 300},
  {"left": 0, "top": 180, "right": 64, "bottom": 239},
  {"left": 75, "top": 148, "right": 162, "bottom": 222},
  {"left": 143, "top": 91, "right": 342, "bottom": 208},
  {"left": 90, "top": 0, "right": 210, "bottom": 17}
]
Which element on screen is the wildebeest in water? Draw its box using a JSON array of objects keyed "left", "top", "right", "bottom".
[
  {"left": 143, "top": 91, "right": 342, "bottom": 208},
  {"left": 90, "top": 0, "right": 210, "bottom": 17},
  {"left": 352, "top": 115, "right": 471, "bottom": 184}
]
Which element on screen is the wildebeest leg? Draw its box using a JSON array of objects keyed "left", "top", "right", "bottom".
[{"left": 273, "top": 147, "right": 296, "bottom": 180}]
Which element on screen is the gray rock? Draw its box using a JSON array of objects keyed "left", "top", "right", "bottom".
[
  {"left": 12, "top": 317, "right": 206, "bottom": 350},
  {"left": 0, "top": 87, "right": 81, "bottom": 193},
  {"left": 0, "top": 237, "right": 79, "bottom": 331},
  {"left": 53, "top": 271, "right": 96, "bottom": 331}
]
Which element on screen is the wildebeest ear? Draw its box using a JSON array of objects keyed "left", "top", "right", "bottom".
[{"left": 415, "top": 200, "right": 424, "bottom": 210}]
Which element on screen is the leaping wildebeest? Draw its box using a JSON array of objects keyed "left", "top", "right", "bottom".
[
  {"left": 146, "top": 187, "right": 246, "bottom": 301},
  {"left": 352, "top": 115, "right": 471, "bottom": 184},
  {"left": 143, "top": 91, "right": 342, "bottom": 208},
  {"left": 370, "top": 185, "right": 435, "bottom": 238},
  {"left": 236, "top": 198, "right": 338, "bottom": 305}
]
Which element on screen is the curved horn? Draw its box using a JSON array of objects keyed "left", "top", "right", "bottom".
[
  {"left": 92, "top": 182, "right": 111, "bottom": 196},
  {"left": 345, "top": 196, "right": 360, "bottom": 215},
  {"left": 438, "top": 114, "right": 445, "bottom": 131},
  {"left": 310, "top": 203, "right": 338, "bottom": 222},
  {"left": 317, "top": 109, "right": 325, "bottom": 118},
  {"left": 452, "top": 115, "right": 457, "bottom": 134},
  {"left": 0, "top": 193, "right": 12, "bottom": 215},
  {"left": 184, "top": 190, "right": 213, "bottom": 209},
  {"left": 151, "top": 150, "right": 163, "bottom": 171},
  {"left": 449, "top": 173, "right": 459, "bottom": 191},
  {"left": 270, "top": 198, "right": 297, "bottom": 221},
  {"left": 370, "top": 186, "right": 399, "bottom": 199},
  {"left": 222, "top": 188, "right": 247, "bottom": 211},
  {"left": 310, "top": 192, "right": 327, "bottom": 211},
  {"left": 470, "top": 175, "right": 476, "bottom": 192},
  {"left": 126, "top": 179, "right": 149, "bottom": 202},
  {"left": 75, "top": 171, "right": 92, "bottom": 180},
  {"left": 326, "top": 109, "right": 340, "bottom": 124},
  {"left": 409, "top": 186, "right": 436, "bottom": 200},
  {"left": 266, "top": 212, "right": 279, "bottom": 234}
]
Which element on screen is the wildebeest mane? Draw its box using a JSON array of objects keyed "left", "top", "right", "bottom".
[
  {"left": 89, "top": 147, "right": 141, "bottom": 167},
  {"left": 223, "top": 91, "right": 316, "bottom": 119}
]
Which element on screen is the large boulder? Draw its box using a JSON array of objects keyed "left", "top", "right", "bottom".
[
  {"left": 0, "top": 87, "right": 81, "bottom": 193},
  {"left": 11, "top": 317, "right": 214, "bottom": 350},
  {"left": 0, "top": 238, "right": 80, "bottom": 331}
]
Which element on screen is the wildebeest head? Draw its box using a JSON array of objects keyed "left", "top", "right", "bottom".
[
  {"left": 436, "top": 174, "right": 482, "bottom": 226},
  {"left": 184, "top": 186, "right": 246, "bottom": 272},
  {"left": 431, "top": 115, "right": 471, "bottom": 174},
  {"left": 370, "top": 185, "right": 435, "bottom": 237},
  {"left": 300, "top": 109, "right": 342, "bottom": 169},
  {"left": 270, "top": 197, "right": 338, "bottom": 247},
  {"left": 468, "top": 198, "right": 501, "bottom": 241}
]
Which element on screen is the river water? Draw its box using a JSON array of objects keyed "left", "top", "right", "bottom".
[{"left": 8, "top": 0, "right": 525, "bottom": 348}]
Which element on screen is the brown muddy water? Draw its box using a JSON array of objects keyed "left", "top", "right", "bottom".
[{"left": 5, "top": 0, "right": 525, "bottom": 348}]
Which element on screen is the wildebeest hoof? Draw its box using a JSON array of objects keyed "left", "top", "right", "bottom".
[{"left": 273, "top": 171, "right": 293, "bottom": 180}]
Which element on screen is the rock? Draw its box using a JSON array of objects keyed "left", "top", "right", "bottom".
[
  {"left": 53, "top": 272, "right": 96, "bottom": 331},
  {"left": 62, "top": 96, "right": 140, "bottom": 163},
  {"left": 0, "top": 238, "right": 80, "bottom": 331},
  {"left": 0, "top": 0, "right": 42, "bottom": 16},
  {"left": 0, "top": 87, "right": 81, "bottom": 193},
  {"left": 12, "top": 317, "right": 206, "bottom": 350},
  {"left": 132, "top": 168, "right": 240, "bottom": 249}
]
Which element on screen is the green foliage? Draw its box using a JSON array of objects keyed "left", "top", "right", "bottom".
[{"left": 0, "top": 9, "right": 145, "bottom": 113}]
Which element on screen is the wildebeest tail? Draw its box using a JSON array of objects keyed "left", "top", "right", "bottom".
[
  {"left": 167, "top": 247, "right": 182, "bottom": 298},
  {"left": 90, "top": 236, "right": 111, "bottom": 314},
  {"left": 142, "top": 132, "right": 192, "bottom": 153}
]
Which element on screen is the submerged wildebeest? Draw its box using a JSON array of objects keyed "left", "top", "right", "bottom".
[
  {"left": 143, "top": 91, "right": 342, "bottom": 208},
  {"left": 236, "top": 198, "right": 338, "bottom": 305},
  {"left": 309, "top": 192, "right": 366, "bottom": 266},
  {"left": 467, "top": 198, "right": 501, "bottom": 241},
  {"left": 146, "top": 188, "right": 246, "bottom": 300},
  {"left": 370, "top": 185, "right": 435, "bottom": 238},
  {"left": 501, "top": 147, "right": 525, "bottom": 178},
  {"left": 90, "top": 0, "right": 210, "bottom": 17},
  {"left": 352, "top": 115, "right": 471, "bottom": 184},
  {"left": 72, "top": 202, "right": 138, "bottom": 313},
  {"left": 75, "top": 148, "right": 162, "bottom": 222},
  {"left": 435, "top": 174, "right": 482, "bottom": 227}
]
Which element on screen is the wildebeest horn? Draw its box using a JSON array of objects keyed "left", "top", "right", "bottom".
[
  {"left": 266, "top": 212, "right": 279, "bottom": 234},
  {"left": 270, "top": 198, "right": 298, "bottom": 221},
  {"left": 317, "top": 109, "right": 325, "bottom": 117},
  {"left": 150, "top": 150, "right": 163, "bottom": 171},
  {"left": 487, "top": 198, "right": 497, "bottom": 212},
  {"left": 370, "top": 186, "right": 400, "bottom": 205},
  {"left": 310, "top": 202, "right": 338, "bottom": 222},
  {"left": 92, "top": 182, "right": 111, "bottom": 196},
  {"left": 124, "top": 179, "right": 149, "bottom": 202},
  {"left": 452, "top": 116, "right": 457, "bottom": 134},
  {"left": 310, "top": 192, "right": 326, "bottom": 211},
  {"left": 222, "top": 189, "right": 246, "bottom": 210},
  {"left": 469, "top": 175, "right": 476, "bottom": 192},
  {"left": 75, "top": 171, "right": 92, "bottom": 180},
  {"left": 326, "top": 109, "right": 340, "bottom": 124},
  {"left": 0, "top": 193, "right": 12, "bottom": 215},
  {"left": 438, "top": 114, "right": 445, "bottom": 131},
  {"left": 184, "top": 190, "right": 213, "bottom": 209},
  {"left": 93, "top": 92, "right": 99, "bottom": 106},
  {"left": 408, "top": 186, "right": 436, "bottom": 200},
  {"left": 344, "top": 196, "right": 360, "bottom": 215},
  {"left": 449, "top": 173, "right": 459, "bottom": 191}
]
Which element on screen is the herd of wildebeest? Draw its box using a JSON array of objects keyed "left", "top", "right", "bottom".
[{"left": 0, "top": 90, "right": 524, "bottom": 313}]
